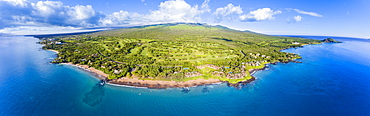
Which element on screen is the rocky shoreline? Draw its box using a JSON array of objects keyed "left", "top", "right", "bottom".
[
  {"left": 54, "top": 57, "right": 306, "bottom": 89},
  {"left": 47, "top": 50, "right": 291, "bottom": 89},
  {"left": 59, "top": 62, "right": 259, "bottom": 89},
  {"left": 45, "top": 48, "right": 259, "bottom": 89},
  {"left": 42, "top": 35, "right": 313, "bottom": 89},
  {"left": 108, "top": 78, "right": 223, "bottom": 89},
  {"left": 107, "top": 60, "right": 305, "bottom": 89}
]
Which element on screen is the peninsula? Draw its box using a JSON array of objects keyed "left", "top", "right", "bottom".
[{"left": 39, "top": 23, "right": 322, "bottom": 88}]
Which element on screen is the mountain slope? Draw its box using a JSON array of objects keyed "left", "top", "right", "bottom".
[{"left": 41, "top": 23, "right": 321, "bottom": 83}]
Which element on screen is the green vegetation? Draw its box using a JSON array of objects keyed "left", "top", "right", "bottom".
[
  {"left": 322, "top": 38, "right": 341, "bottom": 43},
  {"left": 40, "top": 23, "right": 321, "bottom": 83}
]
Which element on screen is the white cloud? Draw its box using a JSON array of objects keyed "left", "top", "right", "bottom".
[
  {"left": 0, "top": 25, "right": 109, "bottom": 35},
  {"left": 100, "top": 0, "right": 209, "bottom": 26},
  {"left": 141, "top": 0, "right": 146, "bottom": 5},
  {"left": 201, "top": 0, "right": 210, "bottom": 12},
  {"left": 100, "top": 10, "right": 131, "bottom": 25},
  {"left": 149, "top": 0, "right": 204, "bottom": 22},
  {"left": 294, "top": 15, "right": 302, "bottom": 22},
  {"left": 293, "top": 9, "right": 323, "bottom": 17},
  {"left": 240, "top": 8, "right": 281, "bottom": 22},
  {"left": 10, "top": 15, "right": 35, "bottom": 24},
  {"left": 0, "top": 25, "right": 81, "bottom": 34},
  {"left": 30, "top": 1, "right": 99, "bottom": 26},
  {"left": 3, "top": 0, "right": 28, "bottom": 7},
  {"left": 212, "top": 4, "right": 243, "bottom": 22},
  {"left": 286, "top": 15, "right": 302, "bottom": 23},
  {"left": 31, "top": 1, "right": 63, "bottom": 17},
  {"left": 0, "top": 0, "right": 103, "bottom": 28},
  {"left": 0, "top": 0, "right": 211, "bottom": 33},
  {"left": 213, "top": 4, "right": 243, "bottom": 16},
  {"left": 68, "top": 5, "right": 96, "bottom": 20}
]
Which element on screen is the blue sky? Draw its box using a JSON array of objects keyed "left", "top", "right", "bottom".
[{"left": 0, "top": 0, "right": 369, "bottom": 38}]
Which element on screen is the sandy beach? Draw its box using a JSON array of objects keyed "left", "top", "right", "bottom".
[
  {"left": 60, "top": 62, "right": 225, "bottom": 88},
  {"left": 62, "top": 62, "right": 109, "bottom": 79},
  {"left": 46, "top": 49, "right": 59, "bottom": 54},
  {"left": 59, "top": 62, "right": 260, "bottom": 88}
]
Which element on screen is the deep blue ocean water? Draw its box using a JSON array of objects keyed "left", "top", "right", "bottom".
[{"left": 0, "top": 36, "right": 369, "bottom": 115}]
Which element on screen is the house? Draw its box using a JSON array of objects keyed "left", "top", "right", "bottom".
[
  {"left": 185, "top": 71, "right": 203, "bottom": 77},
  {"left": 114, "top": 70, "right": 122, "bottom": 74}
]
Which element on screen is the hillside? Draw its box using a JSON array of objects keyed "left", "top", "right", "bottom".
[
  {"left": 322, "top": 38, "right": 341, "bottom": 43},
  {"left": 41, "top": 23, "right": 321, "bottom": 84}
]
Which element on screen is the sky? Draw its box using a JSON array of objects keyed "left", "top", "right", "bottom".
[{"left": 0, "top": 0, "right": 369, "bottom": 38}]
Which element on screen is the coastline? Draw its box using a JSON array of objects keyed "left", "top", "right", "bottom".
[
  {"left": 108, "top": 78, "right": 223, "bottom": 89},
  {"left": 61, "top": 62, "right": 108, "bottom": 80},
  {"left": 43, "top": 49, "right": 235, "bottom": 88},
  {"left": 67, "top": 63, "right": 263, "bottom": 89},
  {"left": 44, "top": 49, "right": 278, "bottom": 89},
  {"left": 44, "top": 48, "right": 302, "bottom": 89},
  {"left": 59, "top": 62, "right": 259, "bottom": 89},
  {"left": 46, "top": 49, "right": 59, "bottom": 54}
]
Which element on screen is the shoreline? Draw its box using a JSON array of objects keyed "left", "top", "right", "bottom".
[
  {"left": 61, "top": 62, "right": 108, "bottom": 80},
  {"left": 44, "top": 49, "right": 271, "bottom": 89},
  {"left": 105, "top": 60, "right": 301, "bottom": 89},
  {"left": 45, "top": 49, "right": 59, "bottom": 54},
  {"left": 59, "top": 62, "right": 260, "bottom": 89},
  {"left": 43, "top": 49, "right": 235, "bottom": 89},
  {"left": 44, "top": 48, "right": 292, "bottom": 89},
  {"left": 108, "top": 78, "right": 223, "bottom": 89},
  {"left": 41, "top": 37, "right": 312, "bottom": 89}
]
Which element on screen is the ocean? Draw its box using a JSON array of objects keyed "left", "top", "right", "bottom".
[{"left": 0, "top": 36, "right": 369, "bottom": 115}]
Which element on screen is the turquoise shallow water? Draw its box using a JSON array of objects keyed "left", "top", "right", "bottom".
[{"left": 0, "top": 36, "right": 369, "bottom": 115}]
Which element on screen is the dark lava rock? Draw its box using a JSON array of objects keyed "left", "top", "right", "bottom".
[{"left": 322, "top": 38, "right": 341, "bottom": 43}]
